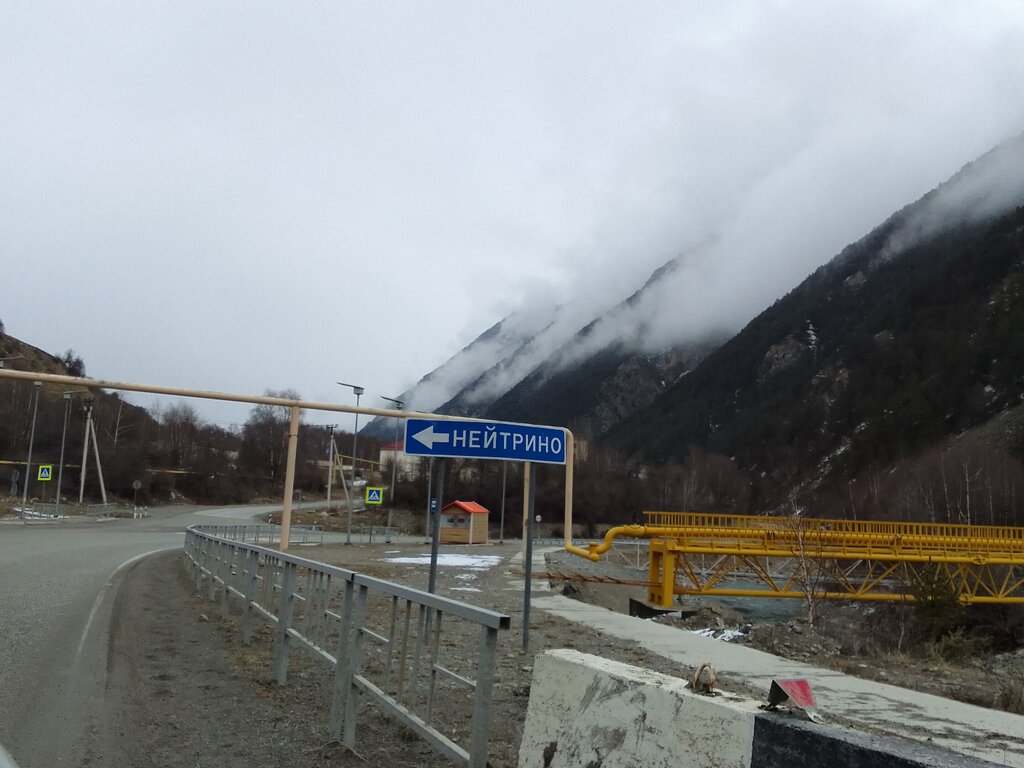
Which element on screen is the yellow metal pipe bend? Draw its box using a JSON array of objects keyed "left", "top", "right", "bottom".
[{"left": 577, "top": 525, "right": 650, "bottom": 559}]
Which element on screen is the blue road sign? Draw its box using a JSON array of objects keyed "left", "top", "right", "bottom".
[
  {"left": 366, "top": 487, "right": 383, "bottom": 505},
  {"left": 404, "top": 418, "right": 567, "bottom": 465}
]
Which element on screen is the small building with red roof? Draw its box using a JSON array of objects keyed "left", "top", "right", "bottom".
[{"left": 440, "top": 500, "right": 490, "bottom": 544}]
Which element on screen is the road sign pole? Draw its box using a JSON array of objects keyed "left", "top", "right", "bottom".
[
  {"left": 523, "top": 463, "right": 536, "bottom": 651},
  {"left": 428, "top": 459, "right": 445, "bottom": 594},
  {"left": 499, "top": 463, "right": 506, "bottom": 543},
  {"left": 424, "top": 457, "right": 433, "bottom": 543}
]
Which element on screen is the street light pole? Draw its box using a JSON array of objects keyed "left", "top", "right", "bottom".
[
  {"left": 337, "top": 382, "right": 364, "bottom": 545},
  {"left": 381, "top": 395, "right": 404, "bottom": 543},
  {"left": 20, "top": 381, "right": 41, "bottom": 518}
]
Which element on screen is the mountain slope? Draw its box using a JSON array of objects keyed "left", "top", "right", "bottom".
[
  {"left": 610, "top": 134, "right": 1024, "bottom": 502},
  {"left": 438, "top": 251, "right": 725, "bottom": 433},
  {"left": 363, "top": 247, "right": 726, "bottom": 437}
]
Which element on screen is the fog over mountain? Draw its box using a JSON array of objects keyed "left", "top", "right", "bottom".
[{"left": 386, "top": 131, "right": 1024, "bottom": 433}]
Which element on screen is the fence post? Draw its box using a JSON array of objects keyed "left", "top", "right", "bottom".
[
  {"left": 329, "top": 578, "right": 355, "bottom": 739},
  {"left": 208, "top": 539, "right": 222, "bottom": 602},
  {"left": 241, "top": 549, "right": 260, "bottom": 645},
  {"left": 341, "top": 583, "right": 369, "bottom": 748},
  {"left": 468, "top": 625, "right": 500, "bottom": 768},
  {"left": 195, "top": 538, "right": 208, "bottom": 592},
  {"left": 272, "top": 561, "right": 299, "bottom": 685},
  {"left": 220, "top": 544, "right": 235, "bottom": 620}
]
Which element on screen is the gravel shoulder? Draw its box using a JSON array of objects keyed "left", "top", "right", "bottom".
[{"left": 89, "top": 543, "right": 713, "bottom": 767}]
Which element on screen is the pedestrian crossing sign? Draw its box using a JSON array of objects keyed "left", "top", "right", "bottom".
[
  {"left": 37, "top": 465, "right": 53, "bottom": 481},
  {"left": 366, "top": 487, "right": 384, "bottom": 505}
]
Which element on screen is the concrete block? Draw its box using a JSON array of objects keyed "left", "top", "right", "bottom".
[{"left": 518, "top": 649, "right": 761, "bottom": 768}]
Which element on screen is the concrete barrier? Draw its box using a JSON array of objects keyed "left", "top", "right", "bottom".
[
  {"left": 520, "top": 650, "right": 998, "bottom": 768},
  {"left": 519, "top": 649, "right": 760, "bottom": 767}
]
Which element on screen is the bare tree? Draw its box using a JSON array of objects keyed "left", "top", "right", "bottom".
[
  {"left": 162, "top": 401, "right": 201, "bottom": 467},
  {"left": 239, "top": 389, "right": 303, "bottom": 485},
  {"left": 780, "top": 508, "right": 830, "bottom": 628}
]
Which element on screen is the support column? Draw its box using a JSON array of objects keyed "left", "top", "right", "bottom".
[
  {"left": 279, "top": 405, "right": 301, "bottom": 552},
  {"left": 647, "top": 543, "right": 662, "bottom": 605},
  {"left": 660, "top": 550, "right": 676, "bottom": 608}
]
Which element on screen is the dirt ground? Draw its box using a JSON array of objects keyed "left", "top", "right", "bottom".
[{"left": 91, "top": 540, "right": 1024, "bottom": 767}]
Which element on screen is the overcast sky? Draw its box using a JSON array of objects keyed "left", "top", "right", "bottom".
[{"left": 4, "top": 2, "right": 1024, "bottom": 429}]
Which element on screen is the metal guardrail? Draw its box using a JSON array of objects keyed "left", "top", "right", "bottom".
[{"left": 184, "top": 525, "right": 510, "bottom": 767}]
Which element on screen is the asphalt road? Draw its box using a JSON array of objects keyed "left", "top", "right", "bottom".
[{"left": 0, "top": 503, "right": 308, "bottom": 768}]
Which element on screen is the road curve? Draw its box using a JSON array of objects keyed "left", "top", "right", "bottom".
[{"left": 0, "top": 503, "right": 306, "bottom": 768}]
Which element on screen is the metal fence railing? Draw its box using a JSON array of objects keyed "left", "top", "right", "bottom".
[
  {"left": 189, "top": 523, "right": 324, "bottom": 546},
  {"left": 183, "top": 525, "right": 510, "bottom": 767}
]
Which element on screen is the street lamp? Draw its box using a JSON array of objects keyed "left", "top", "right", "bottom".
[
  {"left": 381, "top": 395, "right": 404, "bottom": 542},
  {"left": 337, "top": 381, "right": 364, "bottom": 544}
]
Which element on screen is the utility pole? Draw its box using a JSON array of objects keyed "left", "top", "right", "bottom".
[
  {"left": 20, "top": 381, "right": 41, "bottom": 518},
  {"left": 337, "top": 382, "right": 364, "bottom": 545},
  {"left": 79, "top": 398, "right": 93, "bottom": 504},
  {"left": 78, "top": 398, "right": 108, "bottom": 505},
  {"left": 325, "top": 424, "right": 337, "bottom": 510},
  {"left": 54, "top": 392, "right": 74, "bottom": 517},
  {"left": 381, "top": 395, "right": 404, "bottom": 543}
]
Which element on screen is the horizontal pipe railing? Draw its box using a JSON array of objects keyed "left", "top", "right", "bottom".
[
  {"left": 183, "top": 524, "right": 509, "bottom": 767},
  {"left": 189, "top": 523, "right": 324, "bottom": 546},
  {"left": 642, "top": 511, "right": 1024, "bottom": 549}
]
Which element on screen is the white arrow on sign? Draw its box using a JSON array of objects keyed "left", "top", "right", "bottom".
[{"left": 411, "top": 425, "right": 451, "bottom": 450}]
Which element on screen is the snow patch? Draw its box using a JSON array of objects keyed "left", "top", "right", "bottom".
[
  {"left": 691, "top": 627, "right": 745, "bottom": 642},
  {"left": 384, "top": 554, "right": 502, "bottom": 570}
]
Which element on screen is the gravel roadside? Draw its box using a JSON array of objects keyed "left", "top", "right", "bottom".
[{"left": 87, "top": 543, "right": 738, "bottom": 767}]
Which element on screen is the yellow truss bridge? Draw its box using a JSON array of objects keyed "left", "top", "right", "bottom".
[{"left": 570, "top": 512, "right": 1024, "bottom": 607}]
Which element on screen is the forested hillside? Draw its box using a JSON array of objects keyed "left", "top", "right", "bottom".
[{"left": 611, "top": 163, "right": 1024, "bottom": 521}]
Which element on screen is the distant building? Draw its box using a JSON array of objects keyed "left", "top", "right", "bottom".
[
  {"left": 378, "top": 440, "right": 420, "bottom": 481},
  {"left": 440, "top": 500, "right": 489, "bottom": 544}
]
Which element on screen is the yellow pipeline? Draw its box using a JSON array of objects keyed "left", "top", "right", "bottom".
[
  {"left": 564, "top": 511, "right": 1024, "bottom": 605},
  {"left": 568, "top": 521, "right": 1024, "bottom": 564}
]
